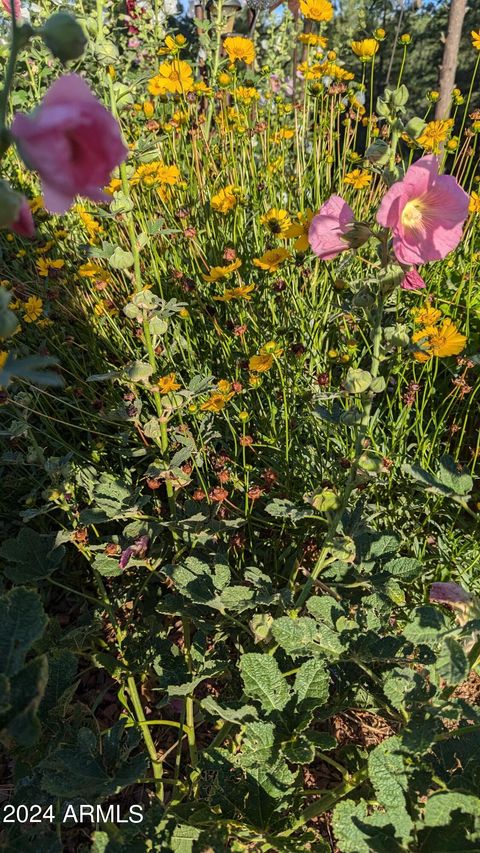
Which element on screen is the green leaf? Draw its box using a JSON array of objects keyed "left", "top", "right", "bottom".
[
  {"left": 383, "top": 556, "right": 422, "bottom": 581},
  {"left": 294, "top": 658, "right": 330, "bottom": 714},
  {"left": 272, "top": 617, "right": 319, "bottom": 656},
  {"left": 0, "top": 587, "right": 47, "bottom": 677},
  {"left": 0, "top": 528, "right": 65, "bottom": 583},
  {"left": 423, "top": 792, "right": 480, "bottom": 826},
  {"left": 2, "top": 655, "right": 48, "bottom": 747},
  {"left": 108, "top": 246, "right": 134, "bottom": 269},
  {"left": 40, "top": 721, "right": 148, "bottom": 799},
  {"left": 344, "top": 368, "right": 372, "bottom": 394},
  {"left": 240, "top": 654, "right": 291, "bottom": 712},
  {"left": 200, "top": 695, "right": 258, "bottom": 724},
  {"left": 435, "top": 637, "right": 469, "bottom": 686},
  {"left": 437, "top": 454, "right": 473, "bottom": 496},
  {"left": 403, "top": 606, "right": 447, "bottom": 645}
]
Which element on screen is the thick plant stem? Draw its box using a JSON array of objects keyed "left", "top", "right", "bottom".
[
  {"left": 106, "top": 74, "right": 176, "bottom": 516},
  {"left": 127, "top": 675, "right": 164, "bottom": 801},
  {"left": 0, "top": 0, "right": 21, "bottom": 137},
  {"left": 182, "top": 618, "right": 199, "bottom": 787},
  {"left": 93, "top": 570, "right": 164, "bottom": 802},
  {"left": 295, "top": 292, "right": 385, "bottom": 610},
  {"left": 280, "top": 766, "right": 369, "bottom": 836}
]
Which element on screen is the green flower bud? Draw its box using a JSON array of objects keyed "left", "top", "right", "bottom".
[
  {"left": 41, "top": 11, "right": 87, "bottom": 63},
  {"left": 0, "top": 179, "right": 23, "bottom": 230}
]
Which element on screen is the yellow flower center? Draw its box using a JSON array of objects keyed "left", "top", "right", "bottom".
[{"left": 401, "top": 199, "right": 424, "bottom": 229}]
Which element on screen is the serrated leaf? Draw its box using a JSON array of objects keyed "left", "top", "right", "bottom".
[
  {"left": 294, "top": 658, "right": 330, "bottom": 713},
  {"left": 240, "top": 654, "right": 290, "bottom": 712}
]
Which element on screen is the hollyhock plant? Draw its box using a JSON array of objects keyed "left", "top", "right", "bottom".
[
  {"left": 377, "top": 155, "right": 470, "bottom": 265},
  {"left": 401, "top": 269, "right": 426, "bottom": 290},
  {"left": 11, "top": 74, "right": 127, "bottom": 214},
  {"left": 308, "top": 195, "right": 355, "bottom": 260}
]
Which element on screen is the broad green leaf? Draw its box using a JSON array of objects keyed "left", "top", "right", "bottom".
[
  {"left": 1, "top": 528, "right": 65, "bottom": 583},
  {"left": 294, "top": 658, "right": 330, "bottom": 712},
  {"left": 435, "top": 637, "right": 469, "bottom": 686},
  {"left": 0, "top": 587, "right": 47, "bottom": 677},
  {"left": 423, "top": 792, "right": 480, "bottom": 826},
  {"left": 383, "top": 556, "right": 422, "bottom": 581},
  {"left": 240, "top": 654, "right": 290, "bottom": 712},
  {"left": 272, "top": 617, "right": 319, "bottom": 656}
]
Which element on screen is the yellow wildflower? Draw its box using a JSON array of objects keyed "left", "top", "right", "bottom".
[
  {"left": 249, "top": 353, "right": 273, "bottom": 372},
  {"left": 200, "top": 392, "right": 234, "bottom": 412},
  {"left": 344, "top": 169, "right": 372, "bottom": 189},
  {"left": 211, "top": 185, "right": 240, "bottom": 214},
  {"left": 77, "top": 208, "right": 104, "bottom": 240},
  {"left": 202, "top": 259, "right": 242, "bottom": 282},
  {"left": 471, "top": 30, "right": 480, "bottom": 50},
  {"left": 158, "top": 373, "right": 181, "bottom": 394},
  {"left": 214, "top": 284, "right": 255, "bottom": 302},
  {"left": 412, "top": 303, "right": 442, "bottom": 326},
  {"left": 131, "top": 162, "right": 180, "bottom": 188},
  {"left": 299, "top": 0, "right": 333, "bottom": 21},
  {"left": 0, "top": 350, "right": 8, "bottom": 369},
  {"left": 235, "top": 86, "right": 260, "bottom": 103},
  {"left": 351, "top": 39, "right": 379, "bottom": 61},
  {"left": 417, "top": 119, "right": 454, "bottom": 153},
  {"left": 29, "top": 196, "right": 44, "bottom": 214},
  {"left": 412, "top": 319, "right": 466, "bottom": 362},
  {"left": 261, "top": 208, "right": 292, "bottom": 236},
  {"left": 36, "top": 258, "right": 64, "bottom": 277},
  {"left": 298, "top": 33, "right": 328, "bottom": 48},
  {"left": 283, "top": 209, "right": 314, "bottom": 252},
  {"left": 105, "top": 178, "right": 122, "bottom": 195},
  {"left": 23, "top": 296, "right": 43, "bottom": 323},
  {"left": 78, "top": 262, "right": 110, "bottom": 280},
  {"left": 224, "top": 36, "right": 255, "bottom": 65},
  {"left": 253, "top": 248, "right": 290, "bottom": 271},
  {"left": 148, "top": 60, "right": 194, "bottom": 96},
  {"left": 143, "top": 101, "right": 155, "bottom": 118},
  {"left": 469, "top": 191, "right": 480, "bottom": 214}
]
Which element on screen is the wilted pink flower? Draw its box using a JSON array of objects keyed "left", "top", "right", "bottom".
[
  {"left": 11, "top": 74, "right": 128, "bottom": 214},
  {"left": 11, "top": 198, "right": 35, "bottom": 238},
  {"left": 309, "top": 195, "right": 355, "bottom": 260},
  {"left": 429, "top": 581, "right": 471, "bottom": 607},
  {"left": 377, "top": 155, "right": 470, "bottom": 265},
  {"left": 119, "top": 534, "right": 150, "bottom": 569},
  {"left": 401, "top": 268, "right": 426, "bottom": 291}
]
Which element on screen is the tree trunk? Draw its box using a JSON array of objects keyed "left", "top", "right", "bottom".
[{"left": 435, "top": 0, "right": 467, "bottom": 119}]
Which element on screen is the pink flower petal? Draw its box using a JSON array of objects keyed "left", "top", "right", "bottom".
[{"left": 309, "top": 195, "right": 354, "bottom": 260}]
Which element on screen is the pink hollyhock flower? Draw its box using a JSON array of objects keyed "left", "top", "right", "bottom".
[
  {"left": 11, "top": 74, "right": 128, "bottom": 214},
  {"left": 1, "top": 0, "right": 21, "bottom": 18},
  {"left": 377, "top": 155, "right": 469, "bottom": 265},
  {"left": 12, "top": 198, "right": 35, "bottom": 238},
  {"left": 308, "top": 195, "right": 355, "bottom": 260},
  {"left": 400, "top": 268, "right": 426, "bottom": 291}
]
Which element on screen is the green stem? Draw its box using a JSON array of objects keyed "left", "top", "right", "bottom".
[
  {"left": 280, "top": 766, "right": 368, "bottom": 836},
  {"left": 0, "top": 0, "right": 21, "bottom": 137},
  {"left": 127, "top": 676, "right": 165, "bottom": 800},
  {"left": 294, "top": 291, "right": 385, "bottom": 610}
]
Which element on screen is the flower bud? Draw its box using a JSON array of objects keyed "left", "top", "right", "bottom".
[
  {"left": 41, "top": 11, "right": 87, "bottom": 63},
  {"left": 343, "top": 221, "right": 372, "bottom": 249},
  {"left": 0, "top": 180, "right": 34, "bottom": 237}
]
